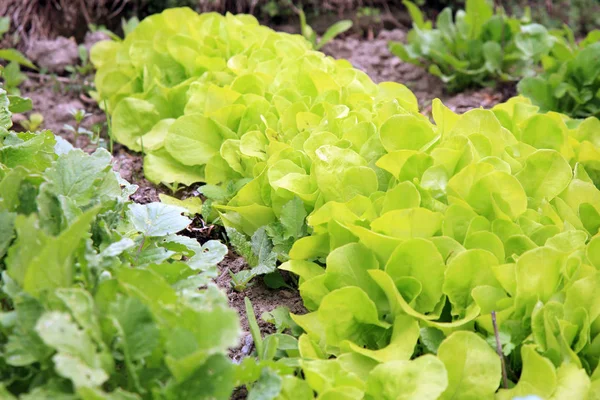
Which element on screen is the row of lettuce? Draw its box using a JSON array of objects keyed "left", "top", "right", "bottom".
[
  {"left": 390, "top": 0, "right": 600, "bottom": 119},
  {"left": 0, "top": 90, "right": 246, "bottom": 398},
  {"left": 89, "top": 8, "right": 600, "bottom": 399}
]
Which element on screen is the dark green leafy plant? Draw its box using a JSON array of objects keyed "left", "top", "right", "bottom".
[
  {"left": 389, "top": 0, "right": 556, "bottom": 92},
  {"left": 518, "top": 29, "right": 600, "bottom": 118},
  {"left": 505, "top": 0, "right": 600, "bottom": 36},
  {"left": 0, "top": 90, "right": 240, "bottom": 399}
]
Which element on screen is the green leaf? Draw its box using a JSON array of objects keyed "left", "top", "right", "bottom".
[
  {"left": 515, "top": 247, "right": 565, "bottom": 311},
  {"left": 438, "top": 331, "right": 501, "bottom": 399},
  {"left": 162, "top": 354, "right": 235, "bottom": 399},
  {"left": 515, "top": 24, "right": 554, "bottom": 59},
  {"left": 380, "top": 115, "right": 437, "bottom": 152},
  {"left": 549, "top": 364, "right": 591, "bottom": 400},
  {"left": 0, "top": 48, "right": 37, "bottom": 69},
  {"left": 364, "top": 355, "right": 448, "bottom": 400},
  {"left": 403, "top": 0, "right": 427, "bottom": 29},
  {"left": 324, "top": 243, "right": 387, "bottom": 312},
  {"left": 420, "top": 327, "right": 445, "bottom": 354},
  {"left": 245, "top": 297, "right": 263, "bottom": 357},
  {"left": 42, "top": 149, "right": 117, "bottom": 208},
  {"left": 109, "top": 295, "right": 160, "bottom": 361},
  {"left": 465, "top": 0, "right": 493, "bottom": 39},
  {"left": 187, "top": 240, "right": 228, "bottom": 271},
  {"left": 0, "top": 131, "right": 56, "bottom": 173},
  {"left": 318, "top": 287, "right": 390, "bottom": 348},
  {"left": 55, "top": 289, "right": 104, "bottom": 347},
  {"left": 35, "top": 311, "right": 107, "bottom": 387},
  {"left": 227, "top": 227, "right": 258, "bottom": 265},
  {"left": 128, "top": 203, "right": 191, "bottom": 237},
  {"left": 261, "top": 307, "right": 302, "bottom": 336},
  {"left": 0, "top": 16, "right": 9, "bottom": 36},
  {"left": 277, "top": 376, "right": 313, "bottom": 400},
  {"left": 250, "top": 227, "right": 278, "bottom": 275},
  {"left": 248, "top": 368, "right": 283, "bottom": 400},
  {"left": 0, "top": 88, "right": 11, "bottom": 129},
  {"left": 316, "top": 20, "right": 353, "bottom": 50},
  {"left": 0, "top": 210, "right": 16, "bottom": 258},
  {"left": 53, "top": 353, "right": 109, "bottom": 388},
  {"left": 159, "top": 194, "right": 203, "bottom": 215},
  {"left": 144, "top": 149, "right": 205, "bottom": 186},
  {"left": 111, "top": 98, "right": 160, "bottom": 151},
  {"left": 165, "top": 114, "right": 225, "bottom": 166},
  {"left": 280, "top": 197, "right": 307, "bottom": 240},
  {"left": 515, "top": 150, "right": 571, "bottom": 201},
  {"left": 22, "top": 208, "right": 98, "bottom": 297},
  {"left": 385, "top": 238, "right": 445, "bottom": 313},
  {"left": 483, "top": 41, "right": 502, "bottom": 72},
  {"left": 517, "top": 77, "right": 555, "bottom": 112},
  {"left": 442, "top": 249, "right": 501, "bottom": 315},
  {"left": 344, "top": 314, "right": 420, "bottom": 363},
  {"left": 7, "top": 95, "right": 32, "bottom": 114}
]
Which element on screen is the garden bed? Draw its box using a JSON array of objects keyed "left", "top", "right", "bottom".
[
  {"left": 6, "top": 1, "right": 600, "bottom": 397},
  {"left": 13, "top": 22, "right": 514, "bottom": 359}
]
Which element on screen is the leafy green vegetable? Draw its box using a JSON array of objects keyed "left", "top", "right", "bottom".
[
  {"left": 92, "top": 8, "right": 600, "bottom": 399},
  {"left": 518, "top": 29, "right": 600, "bottom": 118},
  {"left": 227, "top": 227, "right": 279, "bottom": 290},
  {"left": 281, "top": 96, "right": 600, "bottom": 399},
  {"left": 0, "top": 94, "right": 238, "bottom": 399},
  {"left": 389, "top": 0, "right": 556, "bottom": 92}
]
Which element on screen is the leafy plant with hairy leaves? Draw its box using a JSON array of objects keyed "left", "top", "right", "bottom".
[{"left": 0, "top": 91, "right": 239, "bottom": 399}]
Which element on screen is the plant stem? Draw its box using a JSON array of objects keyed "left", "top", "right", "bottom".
[
  {"left": 492, "top": 310, "right": 509, "bottom": 389},
  {"left": 135, "top": 235, "right": 146, "bottom": 265},
  {"left": 74, "top": 120, "right": 81, "bottom": 141}
]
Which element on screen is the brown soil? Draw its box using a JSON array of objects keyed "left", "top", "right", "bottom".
[
  {"left": 216, "top": 251, "right": 306, "bottom": 363},
  {"left": 322, "top": 29, "right": 515, "bottom": 113},
  {"left": 111, "top": 146, "right": 161, "bottom": 204},
  {"left": 17, "top": 76, "right": 104, "bottom": 147}
]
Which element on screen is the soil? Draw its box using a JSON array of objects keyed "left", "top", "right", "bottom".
[
  {"left": 216, "top": 251, "right": 306, "bottom": 363},
  {"left": 112, "top": 146, "right": 161, "bottom": 204},
  {"left": 11, "top": 27, "right": 513, "bottom": 398},
  {"left": 17, "top": 76, "right": 104, "bottom": 143}
]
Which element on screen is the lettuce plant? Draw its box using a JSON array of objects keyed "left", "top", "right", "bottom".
[
  {"left": 0, "top": 90, "right": 240, "bottom": 399},
  {"left": 93, "top": 8, "right": 600, "bottom": 398},
  {"left": 518, "top": 29, "right": 600, "bottom": 118},
  {"left": 388, "top": 0, "right": 555, "bottom": 92},
  {"left": 277, "top": 97, "right": 600, "bottom": 398}
]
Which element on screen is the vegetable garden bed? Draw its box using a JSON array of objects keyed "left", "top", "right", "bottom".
[{"left": 3, "top": 2, "right": 600, "bottom": 399}]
